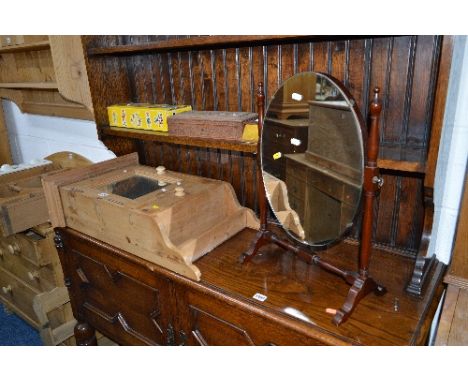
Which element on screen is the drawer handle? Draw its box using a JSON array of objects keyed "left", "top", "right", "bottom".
[
  {"left": 2, "top": 285, "right": 12, "bottom": 294},
  {"left": 8, "top": 243, "right": 21, "bottom": 255},
  {"left": 28, "top": 271, "right": 40, "bottom": 281}
]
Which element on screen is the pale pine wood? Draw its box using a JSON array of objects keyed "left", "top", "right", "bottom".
[
  {"left": 444, "top": 167, "right": 468, "bottom": 288},
  {"left": 436, "top": 168, "right": 468, "bottom": 345},
  {"left": 0, "top": 40, "right": 50, "bottom": 53},
  {"left": 0, "top": 82, "right": 58, "bottom": 90},
  {"left": 0, "top": 239, "right": 56, "bottom": 291},
  {"left": 0, "top": 164, "right": 60, "bottom": 236},
  {"left": 43, "top": 154, "right": 259, "bottom": 281},
  {"left": 41, "top": 153, "right": 138, "bottom": 228},
  {"left": 49, "top": 36, "right": 94, "bottom": 115},
  {"left": 0, "top": 195, "right": 49, "bottom": 237},
  {"left": 0, "top": 163, "right": 57, "bottom": 184},
  {"left": 45, "top": 151, "right": 92, "bottom": 169},
  {"left": 33, "top": 287, "right": 76, "bottom": 346},
  {"left": 263, "top": 172, "right": 305, "bottom": 240},
  {"left": 435, "top": 285, "right": 468, "bottom": 345},
  {"left": 435, "top": 285, "right": 459, "bottom": 345},
  {"left": 0, "top": 88, "right": 91, "bottom": 120},
  {"left": 0, "top": 36, "right": 47, "bottom": 48},
  {"left": 0, "top": 266, "right": 42, "bottom": 329},
  {"left": 448, "top": 288, "right": 468, "bottom": 345},
  {"left": 0, "top": 35, "right": 94, "bottom": 120},
  {"left": 0, "top": 153, "right": 93, "bottom": 236}
]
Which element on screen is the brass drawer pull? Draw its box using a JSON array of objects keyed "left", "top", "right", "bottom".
[{"left": 2, "top": 285, "right": 12, "bottom": 294}]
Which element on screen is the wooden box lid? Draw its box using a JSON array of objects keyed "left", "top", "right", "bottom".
[{"left": 168, "top": 111, "right": 257, "bottom": 140}]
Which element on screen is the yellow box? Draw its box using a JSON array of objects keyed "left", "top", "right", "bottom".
[
  {"left": 107, "top": 104, "right": 192, "bottom": 132},
  {"left": 241, "top": 123, "right": 259, "bottom": 142}
]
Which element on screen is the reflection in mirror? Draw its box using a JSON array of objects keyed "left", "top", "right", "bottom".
[{"left": 261, "top": 72, "right": 364, "bottom": 247}]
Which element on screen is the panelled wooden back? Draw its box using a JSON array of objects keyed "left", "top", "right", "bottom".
[{"left": 83, "top": 35, "right": 448, "bottom": 253}]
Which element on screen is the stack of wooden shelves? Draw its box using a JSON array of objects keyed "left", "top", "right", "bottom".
[
  {"left": 0, "top": 162, "right": 75, "bottom": 345},
  {"left": 0, "top": 35, "right": 93, "bottom": 120},
  {"left": 0, "top": 153, "right": 115, "bottom": 345}
]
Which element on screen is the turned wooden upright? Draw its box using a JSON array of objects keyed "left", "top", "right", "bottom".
[
  {"left": 243, "top": 83, "right": 386, "bottom": 325},
  {"left": 332, "top": 88, "right": 387, "bottom": 325}
]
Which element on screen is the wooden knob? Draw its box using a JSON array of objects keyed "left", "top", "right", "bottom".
[
  {"left": 28, "top": 271, "right": 40, "bottom": 281},
  {"left": 174, "top": 187, "right": 185, "bottom": 197},
  {"left": 2, "top": 285, "right": 12, "bottom": 294},
  {"left": 8, "top": 243, "right": 21, "bottom": 255}
]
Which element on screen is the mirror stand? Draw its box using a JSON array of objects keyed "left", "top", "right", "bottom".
[{"left": 242, "top": 84, "right": 386, "bottom": 326}]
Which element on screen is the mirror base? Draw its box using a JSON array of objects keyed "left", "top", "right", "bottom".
[
  {"left": 241, "top": 226, "right": 387, "bottom": 326},
  {"left": 241, "top": 228, "right": 315, "bottom": 265},
  {"left": 332, "top": 276, "right": 387, "bottom": 326}
]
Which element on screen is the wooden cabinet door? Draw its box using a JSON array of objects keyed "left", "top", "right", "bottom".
[{"left": 58, "top": 229, "right": 175, "bottom": 345}]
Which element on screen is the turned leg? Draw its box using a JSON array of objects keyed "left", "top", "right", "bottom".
[{"left": 74, "top": 321, "right": 98, "bottom": 346}]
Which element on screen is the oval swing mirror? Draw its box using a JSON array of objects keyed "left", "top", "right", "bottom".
[{"left": 261, "top": 72, "right": 365, "bottom": 247}]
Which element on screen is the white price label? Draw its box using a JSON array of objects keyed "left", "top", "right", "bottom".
[
  {"left": 290, "top": 138, "right": 302, "bottom": 146},
  {"left": 291, "top": 92, "right": 303, "bottom": 101},
  {"left": 252, "top": 293, "right": 268, "bottom": 302}
]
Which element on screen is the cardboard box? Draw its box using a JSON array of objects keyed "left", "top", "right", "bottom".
[{"left": 107, "top": 103, "right": 192, "bottom": 132}]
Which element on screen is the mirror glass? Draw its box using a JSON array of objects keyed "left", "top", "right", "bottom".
[
  {"left": 107, "top": 176, "right": 164, "bottom": 200},
  {"left": 261, "top": 72, "right": 364, "bottom": 247}
]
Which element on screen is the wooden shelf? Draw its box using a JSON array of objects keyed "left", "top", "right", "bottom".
[
  {"left": 0, "top": 82, "right": 58, "bottom": 90},
  {"left": 101, "top": 126, "right": 257, "bottom": 153},
  {"left": 87, "top": 35, "right": 308, "bottom": 55},
  {"left": 102, "top": 127, "right": 429, "bottom": 168},
  {"left": 0, "top": 40, "right": 50, "bottom": 53},
  {"left": 377, "top": 145, "right": 427, "bottom": 173}
]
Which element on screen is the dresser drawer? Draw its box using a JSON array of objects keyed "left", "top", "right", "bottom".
[
  {"left": 285, "top": 157, "right": 307, "bottom": 181},
  {"left": 9, "top": 230, "right": 53, "bottom": 266},
  {"left": 288, "top": 196, "right": 305, "bottom": 222},
  {"left": 308, "top": 167, "right": 345, "bottom": 202},
  {"left": 285, "top": 175, "right": 306, "bottom": 201},
  {"left": 179, "top": 289, "right": 330, "bottom": 346},
  {"left": 0, "top": 247, "right": 55, "bottom": 292},
  {"left": 0, "top": 266, "right": 40, "bottom": 328}
]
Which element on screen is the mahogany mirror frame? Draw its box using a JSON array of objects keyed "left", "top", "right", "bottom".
[{"left": 242, "top": 75, "right": 387, "bottom": 325}]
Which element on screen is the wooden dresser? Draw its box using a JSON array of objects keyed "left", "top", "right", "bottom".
[
  {"left": 56, "top": 226, "right": 444, "bottom": 346},
  {"left": 0, "top": 224, "right": 75, "bottom": 341},
  {"left": 262, "top": 118, "right": 308, "bottom": 180}
]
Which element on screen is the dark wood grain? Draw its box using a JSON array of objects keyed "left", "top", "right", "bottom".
[
  {"left": 87, "top": 35, "right": 308, "bottom": 55},
  {"left": 83, "top": 35, "right": 452, "bottom": 253},
  {"left": 58, "top": 226, "right": 445, "bottom": 346}
]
